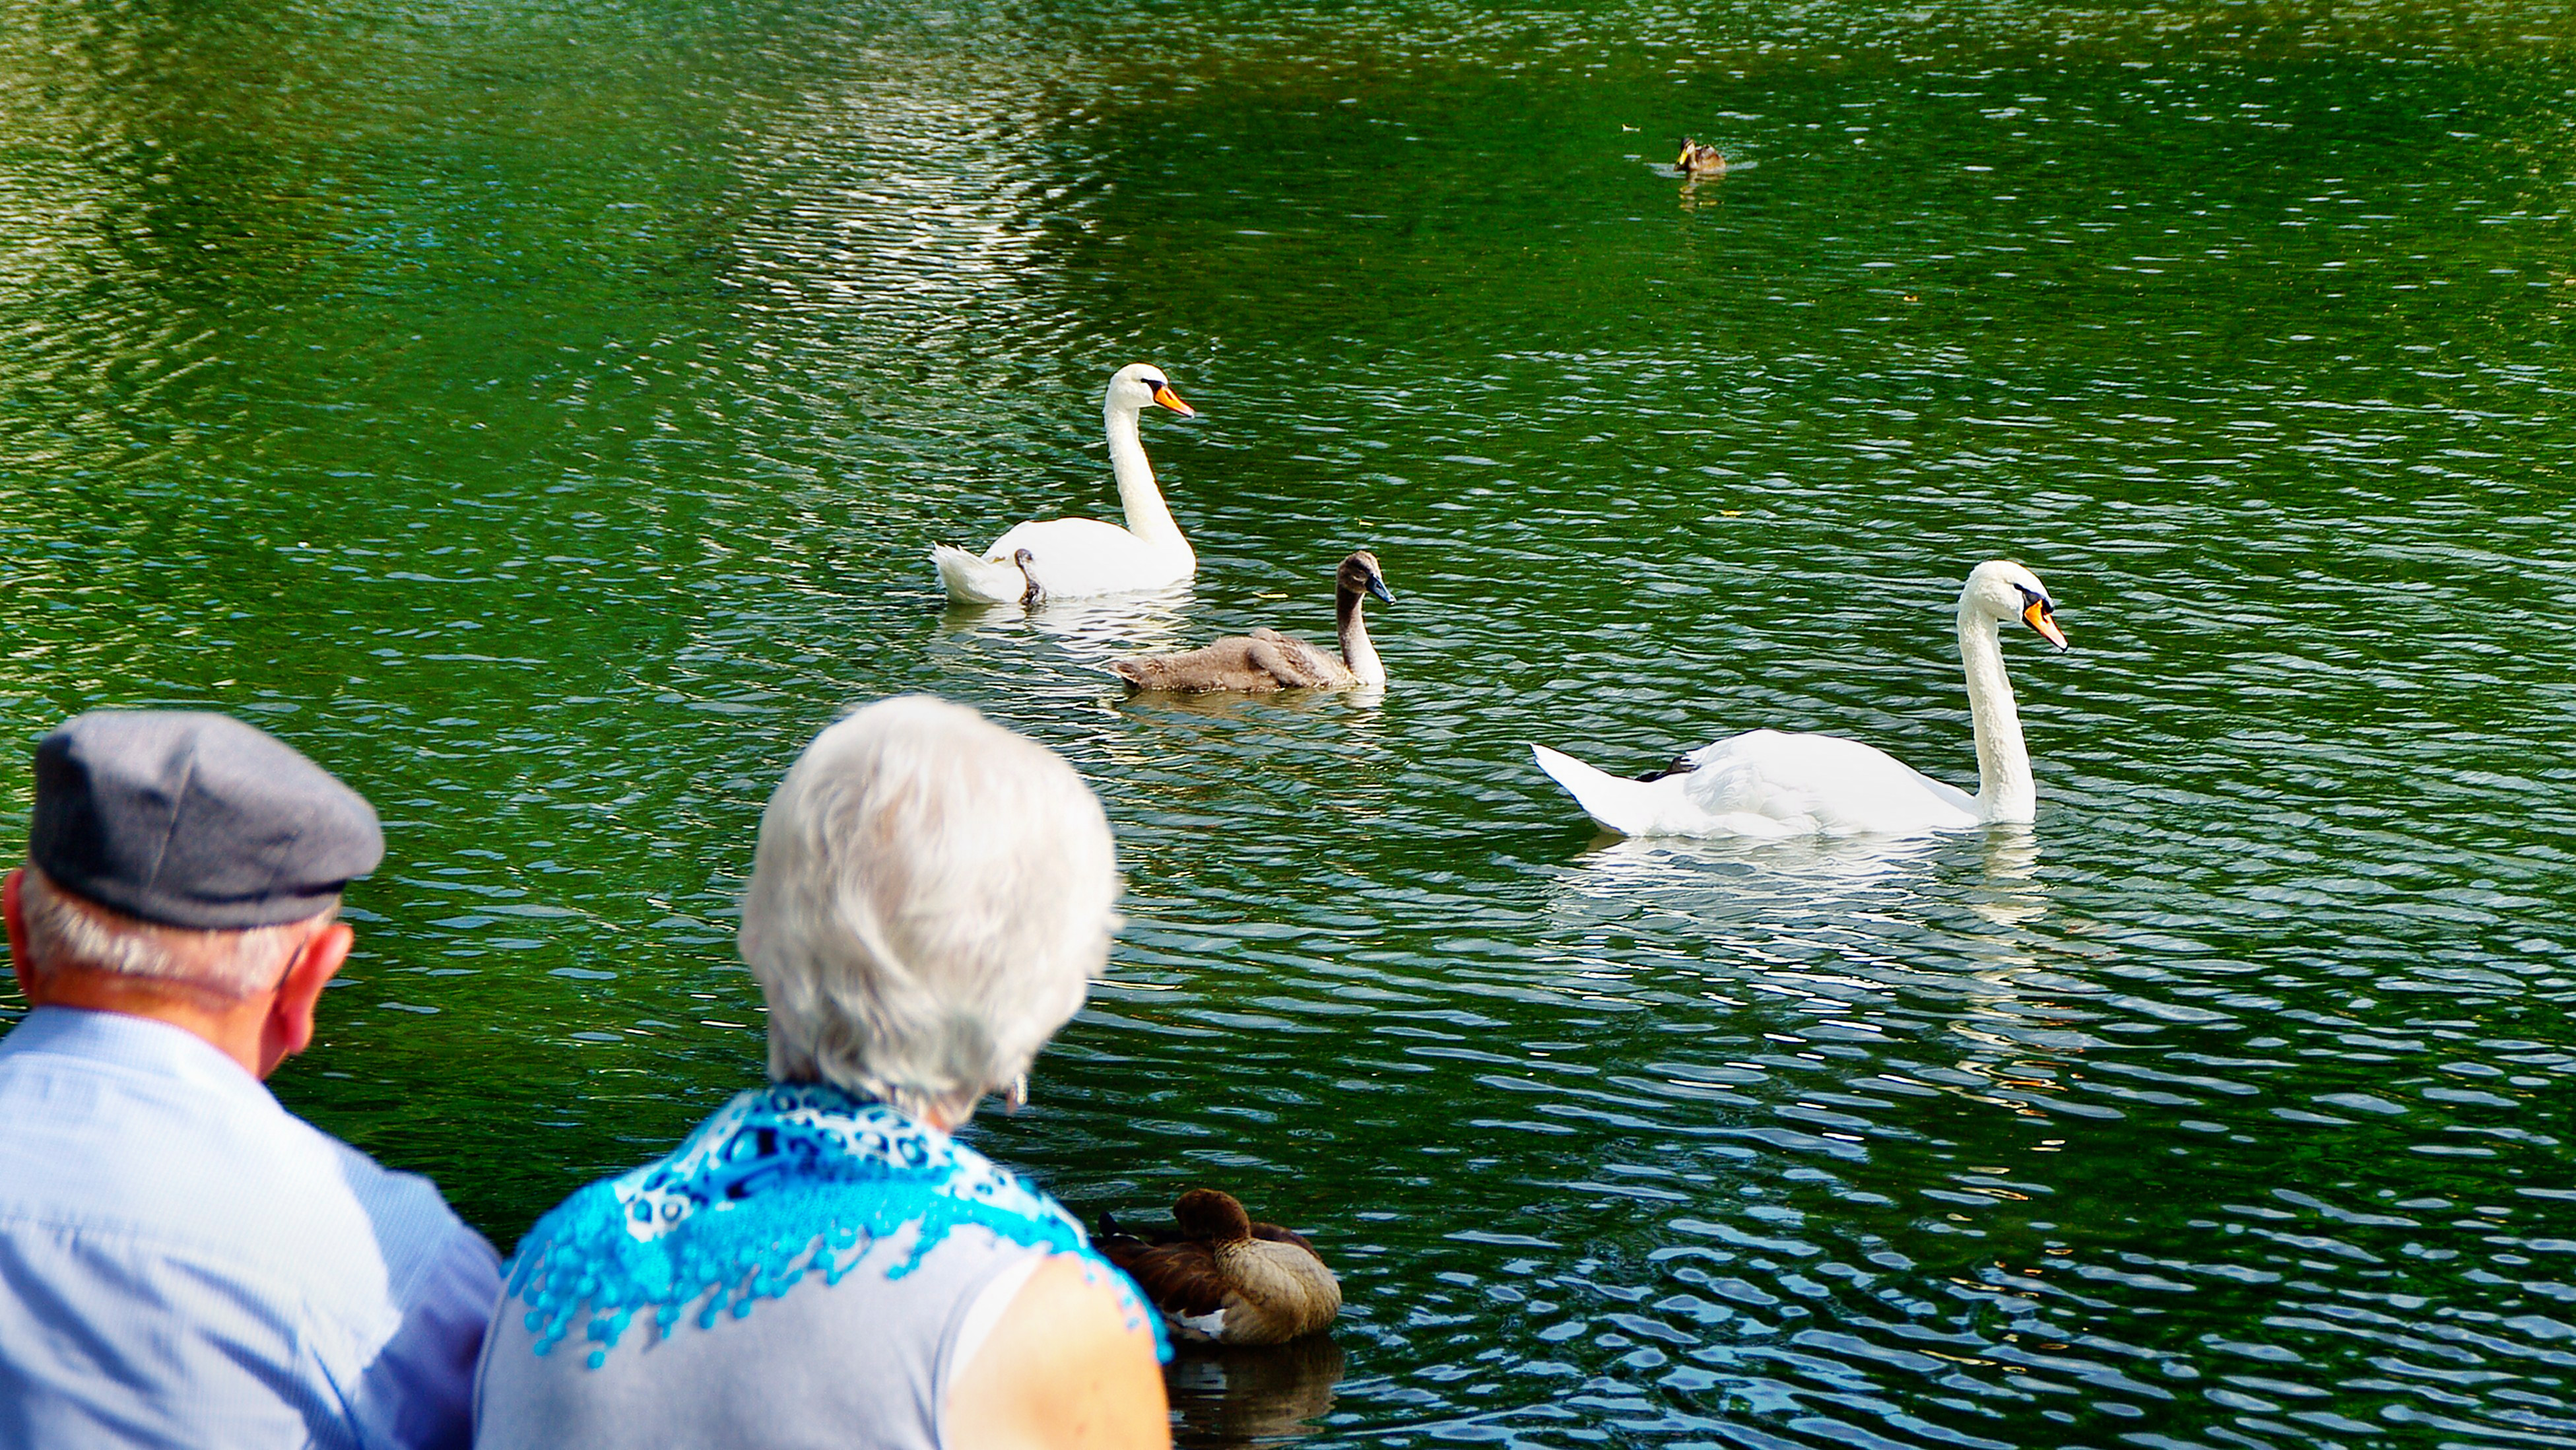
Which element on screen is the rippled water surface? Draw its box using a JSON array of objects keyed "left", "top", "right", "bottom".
[{"left": 3, "top": 2, "right": 2573, "bottom": 1445}]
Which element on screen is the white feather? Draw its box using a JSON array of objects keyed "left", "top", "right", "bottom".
[
  {"left": 1168, "top": 1307, "right": 1228, "bottom": 1342},
  {"left": 930, "top": 545, "right": 1028, "bottom": 605}
]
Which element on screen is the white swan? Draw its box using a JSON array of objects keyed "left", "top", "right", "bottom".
[
  {"left": 1533, "top": 560, "right": 2068, "bottom": 838},
  {"left": 932, "top": 364, "right": 1197, "bottom": 603}
]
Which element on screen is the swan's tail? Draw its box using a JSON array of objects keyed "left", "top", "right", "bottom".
[
  {"left": 932, "top": 544, "right": 1024, "bottom": 605},
  {"left": 1531, "top": 744, "right": 1665, "bottom": 837}
]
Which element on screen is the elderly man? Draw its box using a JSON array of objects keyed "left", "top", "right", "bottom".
[{"left": 0, "top": 711, "right": 501, "bottom": 1449}]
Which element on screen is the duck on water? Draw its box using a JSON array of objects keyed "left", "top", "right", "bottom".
[{"left": 1095, "top": 1189, "right": 1342, "bottom": 1346}]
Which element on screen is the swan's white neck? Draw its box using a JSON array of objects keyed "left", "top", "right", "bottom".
[
  {"left": 1337, "top": 589, "right": 1386, "bottom": 687},
  {"left": 1957, "top": 607, "right": 2034, "bottom": 823},
  {"left": 1105, "top": 401, "right": 1191, "bottom": 563}
]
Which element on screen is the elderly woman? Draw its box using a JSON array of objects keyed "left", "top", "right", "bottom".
[{"left": 474, "top": 698, "right": 1168, "bottom": 1449}]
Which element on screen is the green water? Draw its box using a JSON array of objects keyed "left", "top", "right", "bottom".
[{"left": 3, "top": 1, "right": 2573, "bottom": 1444}]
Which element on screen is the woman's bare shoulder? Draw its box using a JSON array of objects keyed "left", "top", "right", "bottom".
[{"left": 944, "top": 1253, "right": 1169, "bottom": 1450}]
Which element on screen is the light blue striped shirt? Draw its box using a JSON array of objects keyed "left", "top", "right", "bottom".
[{"left": 0, "top": 1006, "right": 502, "bottom": 1449}]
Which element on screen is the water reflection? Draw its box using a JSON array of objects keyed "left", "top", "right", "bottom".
[
  {"left": 940, "top": 584, "right": 1201, "bottom": 662},
  {"left": 1546, "top": 829, "right": 1952, "bottom": 928},
  {"left": 1027, "top": 586, "right": 1203, "bottom": 660},
  {"left": 1963, "top": 830, "right": 2045, "bottom": 930},
  {"left": 1167, "top": 1336, "right": 1346, "bottom": 1450},
  {"left": 1116, "top": 683, "right": 1387, "bottom": 723}
]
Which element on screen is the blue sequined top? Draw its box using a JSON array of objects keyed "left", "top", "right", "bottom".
[{"left": 502, "top": 1080, "right": 1168, "bottom": 1368}]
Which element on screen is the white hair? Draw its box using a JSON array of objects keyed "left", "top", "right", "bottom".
[
  {"left": 739, "top": 696, "right": 1121, "bottom": 1123},
  {"left": 18, "top": 863, "right": 335, "bottom": 1000}
]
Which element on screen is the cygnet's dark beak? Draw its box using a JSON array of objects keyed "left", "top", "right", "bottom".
[
  {"left": 1366, "top": 574, "right": 1395, "bottom": 605},
  {"left": 2023, "top": 599, "right": 2068, "bottom": 651}
]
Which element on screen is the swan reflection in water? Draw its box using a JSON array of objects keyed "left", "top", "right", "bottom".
[
  {"left": 1548, "top": 830, "right": 1954, "bottom": 929},
  {"left": 1546, "top": 828, "right": 2098, "bottom": 1116},
  {"left": 1115, "top": 682, "right": 1385, "bottom": 722},
  {"left": 1166, "top": 1335, "right": 1346, "bottom": 1449},
  {"left": 938, "top": 583, "right": 1199, "bottom": 663},
  {"left": 1102, "top": 680, "right": 1393, "bottom": 818},
  {"left": 1541, "top": 828, "right": 2056, "bottom": 997},
  {"left": 1549, "top": 828, "right": 2053, "bottom": 937},
  {"left": 1964, "top": 830, "right": 2047, "bottom": 931}
]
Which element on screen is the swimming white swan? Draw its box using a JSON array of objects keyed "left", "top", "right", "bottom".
[
  {"left": 932, "top": 364, "right": 1197, "bottom": 603},
  {"left": 1533, "top": 560, "right": 2068, "bottom": 838}
]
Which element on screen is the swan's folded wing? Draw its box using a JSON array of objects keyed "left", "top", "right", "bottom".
[
  {"left": 1684, "top": 729, "right": 1975, "bottom": 834},
  {"left": 1113, "top": 638, "right": 1280, "bottom": 692},
  {"left": 983, "top": 516, "right": 1149, "bottom": 560},
  {"left": 1244, "top": 633, "right": 1342, "bottom": 688},
  {"left": 980, "top": 517, "right": 1192, "bottom": 598}
]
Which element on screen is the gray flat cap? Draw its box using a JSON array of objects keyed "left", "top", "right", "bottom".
[{"left": 30, "top": 711, "right": 385, "bottom": 929}]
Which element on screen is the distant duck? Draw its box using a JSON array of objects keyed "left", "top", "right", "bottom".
[
  {"left": 1534, "top": 560, "right": 2069, "bottom": 838},
  {"left": 931, "top": 364, "right": 1197, "bottom": 603},
  {"left": 1108, "top": 551, "right": 1393, "bottom": 692},
  {"left": 1676, "top": 139, "right": 1727, "bottom": 176},
  {"left": 1095, "top": 1189, "right": 1342, "bottom": 1346}
]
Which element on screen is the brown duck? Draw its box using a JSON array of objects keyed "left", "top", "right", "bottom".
[
  {"left": 1107, "top": 551, "right": 1393, "bottom": 693},
  {"left": 1094, "top": 1189, "right": 1342, "bottom": 1346},
  {"left": 1676, "top": 139, "right": 1727, "bottom": 176}
]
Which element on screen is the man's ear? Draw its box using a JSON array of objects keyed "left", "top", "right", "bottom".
[
  {"left": 257, "top": 922, "right": 354, "bottom": 1079},
  {"left": 5, "top": 868, "right": 34, "bottom": 1003}
]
